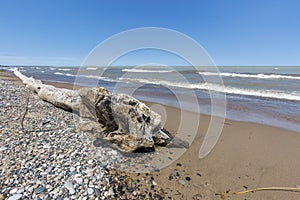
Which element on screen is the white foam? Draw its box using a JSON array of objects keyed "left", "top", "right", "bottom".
[
  {"left": 54, "top": 72, "right": 65, "bottom": 75},
  {"left": 86, "top": 67, "right": 98, "bottom": 70},
  {"left": 119, "top": 78, "right": 300, "bottom": 101},
  {"left": 122, "top": 68, "right": 173, "bottom": 73},
  {"left": 57, "top": 68, "right": 72, "bottom": 71},
  {"left": 53, "top": 71, "right": 115, "bottom": 82},
  {"left": 198, "top": 71, "right": 300, "bottom": 80}
]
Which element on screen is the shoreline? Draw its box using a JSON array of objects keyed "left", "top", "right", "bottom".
[
  {"left": 1, "top": 69, "right": 299, "bottom": 134},
  {"left": 2, "top": 70, "right": 300, "bottom": 199}
]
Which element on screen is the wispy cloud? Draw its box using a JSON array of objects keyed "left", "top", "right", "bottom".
[{"left": 0, "top": 55, "right": 81, "bottom": 66}]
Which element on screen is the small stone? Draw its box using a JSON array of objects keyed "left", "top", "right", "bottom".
[
  {"left": 176, "top": 163, "right": 182, "bottom": 167},
  {"left": 73, "top": 177, "right": 83, "bottom": 184},
  {"left": 109, "top": 188, "right": 114, "bottom": 196},
  {"left": 0, "top": 146, "right": 7, "bottom": 151},
  {"left": 94, "top": 188, "right": 101, "bottom": 196},
  {"left": 34, "top": 186, "right": 46, "bottom": 194},
  {"left": 16, "top": 187, "right": 25, "bottom": 194},
  {"left": 9, "top": 188, "right": 18, "bottom": 194},
  {"left": 100, "top": 162, "right": 108, "bottom": 168},
  {"left": 70, "top": 167, "right": 75, "bottom": 172},
  {"left": 7, "top": 194, "right": 22, "bottom": 200},
  {"left": 84, "top": 179, "right": 89, "bottom": 184},
  {"left": 87, "top": 188, "right": 94, "bottom": 195},
  {"left": 64, "top": 181, "right": 75, "bottom": 195},
  {"left": 185, "top": 176, "right": 191, "bottom": 181},
  {"left": 178, "top": 180, "right": 185, "bottom": 185},
  {"left": 195, "top": 193, "right": 203, "bottom": 199},
  {"left": 104, "top": 191, "right": 109, "bottom": 197},
  {"left": 111, "top": 150, "right": 118, "bottom": 156},
  {"left": 154, "top": 168, "right": 160, "bottom": 172}
]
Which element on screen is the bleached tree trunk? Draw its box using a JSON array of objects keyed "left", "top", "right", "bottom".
[{"left": 13, "top": 69, "right": 81, "bottom": 112}]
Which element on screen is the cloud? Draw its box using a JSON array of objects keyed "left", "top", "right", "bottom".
[{"left": 0, "top": 55, "right": 80, "bottom": 66}]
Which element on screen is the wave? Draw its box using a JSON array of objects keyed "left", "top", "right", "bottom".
[
  {"left": 119, "top": 78, "right": 300, "bottom": 101},
  {"left": 54, "top": 72, "right": 75, "bottom": 77},
  {"left": 54, "top": 71, "right": 115, "bottom": 82},
  {"left": 57, "top": 68, "right": 72, "bottom": 71},
  {"left": 122, "top": 68, "right": 173, "bottom": 73},
  {"left": 198, "top": 71, "right": 300, "bottom": 80},
  {"left": 86, "top": 67, "right": 98, "bottom": 70},
  {"left": 54, "top": 72, "right": 65, "bottom": 75}
]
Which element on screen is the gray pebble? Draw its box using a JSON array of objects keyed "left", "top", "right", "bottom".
[
  {"left": 34, "top": 186, "right": 46, "bottom": 194},
  {"left": 87, "top": 188, "right": 94, "bottom": 195},
  {"left": 7, "top": 194, "right": 22, "bottom": 200},
  {"left": 9, "top": 188, "right": 18, "bottom": 194},
  {"left": 0, "top": 146, "right": 7, "bottom": 151},
  {"left": 100, "top": 162, "right": 108, "bottom": 168},
  {"left": 195, "top": 193, "right": 203, "bottom": 199},
  {"left": 64, "top": 181, "right": 75, "bottom": 195},
  {"left": 178, "top": 180, "right": 185, "bottom": 185},
  {"left": 94, "top": 188, "right": 101, "bottom": 196}
]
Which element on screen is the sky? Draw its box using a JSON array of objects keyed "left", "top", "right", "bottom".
[{"left": 0, "top": 0, "right": 300, "bottom": 66}]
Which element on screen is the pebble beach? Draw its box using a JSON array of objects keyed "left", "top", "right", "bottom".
[{"left": 0, "top": 79, "right": 168, "bottom": 200}]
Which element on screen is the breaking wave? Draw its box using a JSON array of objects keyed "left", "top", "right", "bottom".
[
  {"left": 119, "top": 78, "right": 300, "bottom": 101},
  {"left": 198, "top": 72, "right": 300, "bottom": 80}
]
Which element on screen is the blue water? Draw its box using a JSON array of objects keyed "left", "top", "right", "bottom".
[{"left": 2, "top": 65, "right": 300, "bottom": 132}]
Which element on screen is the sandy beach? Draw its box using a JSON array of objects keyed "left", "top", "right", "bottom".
[{"left": 1, "top": 70, "right": 300, "bottom": 200}]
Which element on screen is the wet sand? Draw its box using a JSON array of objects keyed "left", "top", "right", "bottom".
[{"left": 1, "top": 70, "right": 300, "bottom": 199}]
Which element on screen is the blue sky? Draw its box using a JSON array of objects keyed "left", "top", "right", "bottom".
[{"left": 0, "top": 0, "right": 299, "bottom": 66}]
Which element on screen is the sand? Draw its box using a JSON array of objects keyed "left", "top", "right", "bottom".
[{"left": 1, "top": 69, "right": 300, "bottom": 200}]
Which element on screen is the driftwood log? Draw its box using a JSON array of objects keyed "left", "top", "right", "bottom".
[{"left": 13, "top": 69, "right": 173, "bottom": 152}]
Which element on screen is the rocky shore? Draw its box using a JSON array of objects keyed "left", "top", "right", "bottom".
[{"left": 0, "top": 80, "right": 167, "bottom": 200}]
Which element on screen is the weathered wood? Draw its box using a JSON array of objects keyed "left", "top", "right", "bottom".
[
  {"left": 13, "top": 69, "right": 81, "bottom": 112},
  {"left": 13, "top": 69, "right": 173, "bottom": 152}
]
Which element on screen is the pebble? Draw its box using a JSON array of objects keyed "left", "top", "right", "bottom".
[
  {"left": 74, "top": 177, "right": 83, "bottom": 184},
  {"left": 109, "top": 188, "right": 115, "bottom": 196},
  {"left": 64, "top": 181, "right": 75, "bottom": 195},
  {"left": 100, "top": 162, "right": 108, "bottom": 168},
  {"left": 70, "top": 167, "right": 76, "bottom": 172},
  {"left": 185, "top": 176, "right": 191, "bottom": 181},
  {"left": 9, "top": 188, "right": 18, "bottom": 194},
  {"left": 7, "top": 194, "right": 22, "bottom": 200},
  {"left": 87, "top": 188, "right": 94, "bottom": 195},
  {"left": 34, "top": 186, "right": 46, "bottom": 194},
  {"left": 195, "top": 193, "right": 203, "bottom": 199},
  {"left": 94, "top": 188, "right": 101, "bottom": 196},
  {"left": 178, "top": 180, "right": 185, "bottom": 185},
  {"left": 0, "top": 146, "right": 7, "bottom": 151},
  {"left": 16, "top": 187, "right": 25, "bottom": 194}
]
